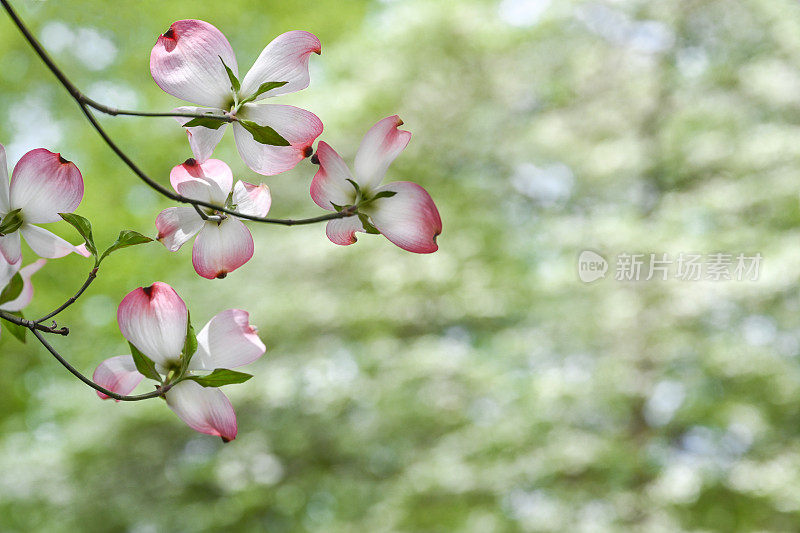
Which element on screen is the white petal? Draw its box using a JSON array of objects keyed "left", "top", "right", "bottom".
[
  {"left": 155, "top": 206, "right": 204, "bottom": 252},
  {"left": 0, "top": 232, "right": 21, "bottom": 264},
  {"left": 165, "top": 380, "right": 237, "bottom": 441},
  {"left": 232, "top": 181, "right": 271, "bottom": 218},
  {"left": 361, "top": 181, "right": 442, "bottom": 254},
  {"left": 189, "top": 309, "right": 266, "bottom": 371},
  {"left": 0, "top": 143, "right": 10, "bottom": 212},
  {"left": 354, "top": 115, "right": 411, "bottom": 190},
  {"left": 169, "top": 158, "right": 233, "bottom": 204},
  {"left": 20, "top": 224, "right": 87, "bottom": 259},
  {"left": 233, "top": 103, "right": 322, "bottom": 175},
  {"left": 117, "top": 282, "right": 188, "bottom": 367},
  {"left": 0, "top": 258, "right": 45, "bottom": 312},
  {"left": 0, "top": 254, "right": 20, "bottom": 290},
  {"left": 10, "top": 148, "right": 84, "bottom": 223},
  {"left": 309, "top": 141, "right": 357, "bottom": 211},
  {"left": 240, "top": 30, "right": 321, "bottom": 100},
  {"left": 150, "top": 19, "right": 238, "bottom": 108},
  {"left": 174, "top": 106, "right": 228, "bottom": 163},
  {"left": 325, "top": 216, "right": 365, "bottom": 246},
  {"left": 191, "top": 218, "right": 254, "bottom": 279},
  {"left": 92, "top": 355, "right": 144, "bottom": 400}
]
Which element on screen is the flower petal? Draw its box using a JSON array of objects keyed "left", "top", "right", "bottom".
[
  {"left": 0, "top": 143, "right": 10, "bottom": 212},
  {"left": 156, "top": 206, "right": 204, "bottom": 252},
  {"left": 20, "top": 224, "right": 89, "bottom": 259},
  {"left": 192, "top": 218, "right": 254, "bottom": 279},
  {"left": 0, "top": 258, "right": 45, "bottom": 312},
  {"left": 362, "top": 181, "right": 442, "bottom": 253},
  {"left": 92, "top": 355, "right": 144, "bottom": 401},
  {"left": 233, "top": 103, "right": 322, "bottom": 175},
  {"left": 189, "top": 309, "right": 266, "bottom": 371},
  {"left": 325, "top": 216, "right": 365, "bottom": 246},
  {"left": 240, "top": 30, "right": 321, "bottom": 101},
  {"left": 174, "top": 106, "right": 228, "bottom": 163},
  {"left": 0, "top": 234, "right": 21, "bottom": 270},
  {"left": 0, "top": 254, "right": 20, "bottom": 290},
  {"left": 170, "top": 158, "right": 233, "bottom": 204},
  {"left": 309, "top": 141, "right": 357, "bottom": 211},
  {"left": 165, "top": 380, "right": 237, "bottom": 441},
  {"left": 150, "top": 19, "right": 238, "bottom": 108},
  {"left": 354, "top": 116, "right": 412, "bottom": 190},
  {"left": 10, "top": 149, "right": 84, "bottom": 223},
  {"left": 117, "top": 282, "right": 188, "bottom": 367},
  {"left": 232, "top": 181, "right": 271, "bottom": 218}
]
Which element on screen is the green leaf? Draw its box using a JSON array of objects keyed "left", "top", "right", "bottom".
[
  {"left": 0, "top": 209, "right": 23, "bottom": 235},
  {"left": 4, "top": 311, "right": 27, "bottom": 343},
  {"left": 346, "top": 179, "right": 362, "bottom": 195},
  {"left": 129, "top": 342, "right": 162, "bottom": 382},
  {"left": 59, "top": 213, "right": 97, "bottom": 258},
  {"left": 187, "top": 368, "right": 253, "bottom": 387},
  {"left": 371, "top": 191, "right": 397, "bottom": 200},
  {"left": 182, "top": 116, "right": 227, "bottom": 130},
  {"left": 219, "top": 55, "right": 240, "bottom": 93},
  {"left": 179, "top": 317, "right": 198, "bottom": 376},
  {"left": 246, "top": 80, "right": 288, "bottom": 102},
  {"left": 0, "top": 273, "right": 23, "bottom": 305},
  {"left": 100, "top": 230, "right": 153, "bottom": 263},
  {"left": 358, "top": 213, "right": 381, "bottom": 234},
  {"left": 238, "top": 120, "right": 291, "bottom": 146}
]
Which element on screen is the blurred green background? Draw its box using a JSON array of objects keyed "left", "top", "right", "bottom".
[{"left": 2, "top": 0, "right": 800, "bottom": 530}]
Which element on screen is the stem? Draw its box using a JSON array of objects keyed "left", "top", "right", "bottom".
[
  {"left": 35, "top": 267, "right": 98, "bottom": 324},
  {"left": 0, "top": 0, "right": 229, "bottom": 123},
  {"left": 0, "top": 0, "right": 355, "bottom": 227},
  {"left": 192, "top": 203, "right": 211, "bottom": 221},
  {"left": 0, "top": 310, "right": 68, "bottom": 335},
  {"left": 81, "top": 96, "right": 232, "bottom": 122},
  {"left": 31, "top": 329, "right": 173, "bottom": 401}
]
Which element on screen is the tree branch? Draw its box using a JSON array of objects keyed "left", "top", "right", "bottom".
[
  {"left": 35, "top": 267, "right": 98, "bottom": 324},
  {"left": 0, "top": 310, "right": 68, "bottom": 335},
  {"left": 31, "top": 329, "right": 174, "bottom": 401},
  {"left": 0, "top": 0, "right": 355, "bottom": 227}
]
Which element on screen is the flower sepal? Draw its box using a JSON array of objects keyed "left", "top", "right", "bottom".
[
  {"left": 2, "top": 311, "right": 27, "bottom": 343},
  {"left": 183, "top": 368, "right": 253, "bottom": 387},
  {"left": 128, "top": 342, "right": 163, "bottom": 383},
  {"left": 0, "top": 272, "right": 22, "bottom": 305},
  {"left": 0, "top": 209, "right": 23, "bottom": 235},
  {"left": 178, "top": 315, "right": 198, "bottom": 376}
]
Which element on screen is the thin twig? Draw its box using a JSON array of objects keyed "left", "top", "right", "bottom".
[
  {"left": 0, "top": 0, "right": 355, "bottom": 226},
  {"left": 35, "top": 267, "right": 98, "bottom": 323},
  {"left": 80, "top": 95, "right": 232, "bottom": 122},
  {"left": 31, "top": 329, "right": 173, "bottom": 401},
  {"left": 0, "top": 0, "right": 230, "bottom": 123},
  {"left": 0, "top": 310, "right": 68, "bottom": 335}
]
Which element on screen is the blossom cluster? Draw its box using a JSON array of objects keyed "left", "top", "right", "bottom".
[{"left": 0, "top": 18, "right": 441, "bottom": 440}]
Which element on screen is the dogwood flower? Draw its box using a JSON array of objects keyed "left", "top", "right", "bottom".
[
  {"left": 310, "top": 116, "right": 442, "bottom": 253},
  {"left": 0, "top": 144, "right": 90, "bottom": 263},
  {"left": 150, "top": 19, "right": 323, "bottom": 175},
  {"left": 93, "top": 282, "right": 266, "bottom": 441},
  {"left": 155, "top": 158, "right": 270, "bottom": 279},
  {"left": 0, "top": 255, "right": 45, "bottom": 340}
]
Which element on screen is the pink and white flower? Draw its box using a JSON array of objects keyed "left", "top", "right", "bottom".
[
  {"left": 93, "top": 282, "right": 266, "bottom": 441},
  {"left": 155, "top": 158, "right": 271, "bottom": 279},
  {"left": 0, "top": 144, "right": 90, "bottom": 263},
  {"left": 150, "top": 20, "right": 323, "bottom": 175},
  {"left": 310, "top": 116, "right": 442, "bottom": 253},
  {"left": 0, "top": 255, "right": 46, "bottom": 341}
]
